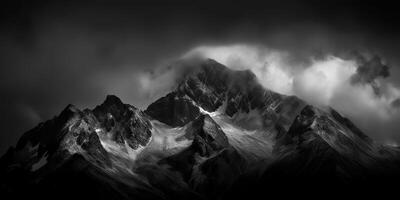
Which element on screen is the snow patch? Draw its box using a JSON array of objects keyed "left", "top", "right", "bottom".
[
  {"left": 198, "top": 106, "right": 220, "bottom": 117},
  {"left": 147, "top": 120, "right": 192, "bottom": 151}
]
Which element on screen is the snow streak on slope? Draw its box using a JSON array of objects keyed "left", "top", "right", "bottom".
[
  {"left": 95, "top": 120, "right": 193, "bottom": 174},
  {"left": 133, "top": 120, "right": 193, "bottom": 166},
  {"left": 96, "top": 128, "right": 148, "bottom": 174},
  {"left": 213, "top": 115, "right": 275, "bottom": 163},
  {"left": 147, "top": 120, "right": 192, "bottom": 152},
  {"left": 98, "top": 128, "right": 147, "bottom": 161}
]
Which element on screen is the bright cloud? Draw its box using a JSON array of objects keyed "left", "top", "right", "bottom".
[{"left": 293, "top": 57, "right": 357, "bottom": 106}]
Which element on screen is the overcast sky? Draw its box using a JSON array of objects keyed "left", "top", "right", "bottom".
[{"left": 1, "top": 0, "right": 400, "bottom": 154}]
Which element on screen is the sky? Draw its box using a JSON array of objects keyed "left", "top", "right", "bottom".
[{"left": 1, "top": 0, "right": 400, "bottom": 154}]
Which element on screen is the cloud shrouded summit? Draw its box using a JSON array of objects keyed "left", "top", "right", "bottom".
[{"left": 182, "top": 44, "right": 400, "bottom": 145}]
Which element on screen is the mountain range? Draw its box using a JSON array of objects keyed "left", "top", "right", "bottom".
[{"left": 1, "top": 59, "right": 400, "bottom": 199}]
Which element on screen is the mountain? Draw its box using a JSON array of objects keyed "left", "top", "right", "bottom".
[
  {"left": 1, "top": 59, "right": 400, "bottom": 200},
  {"left": 146, "top": 59, "right": 303, "bottom": 130}
]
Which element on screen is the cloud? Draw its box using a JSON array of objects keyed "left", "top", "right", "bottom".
[
  {"left": 352, "top": 53, "right": 390, "bottom": 83},
  {"left": 349, "top": 52, "right": 391, "bottom": 95},
  {"left": 392, "top": 98, "right": 400, "bottom": 109},
  {"left": 184, "top": 45, "right": 296, "bottom": 95},
  {"left": 183, "top": 44, "right": 400, "bottom": 144}
]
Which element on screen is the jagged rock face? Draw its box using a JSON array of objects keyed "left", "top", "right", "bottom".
[
  {"left": 1, "top": 95, "right": 152, "bottom": 174},
  {"left": 176, "top": 59, "right": 260, "bottom": 113},
  {"left": 0, "top": 95, "right": 157, "bottom": 200},
  {"left": 283, "top": 105, "right": 319, "bottom": 140},
  {"left": 269, "top": 105, "right": 397, "bottom": 182},
  {"left": 189, "top": 115, "right": 229, "bottom": 157},
  {"left": 145, "top": 92, "right": 201, "bottom": 127},
  {"left": 2, "top": 104, "right": 93, "bottom": 172},
  {"left": 148, "top": 59, "right": 305, "bottom": 129},
  {"left": 329, "top": 108, "right": 372, "bottom": 143},
  {"left": 161, "top": 114, "right": 231, "bottom": 173},
  {"left": 176, "top": 60, "right": 231, "bottom": 111},
  {"left": 15, "top": 104, "right": 79, "bottom": 159},
  {"left": 280, "top": 105, "right": 374, "bottom": 153},
  {"left": 222, "top": 105, "right": 400, "bottom": 199},
  {"left": 93, "top": 95, "right": 152, "bottom": 149},
  {"left": 160, "top": 114, "right": 245, "bottom": 199},
  {"left": 76, "top": 132, "right": 111, "bottom": 166}
]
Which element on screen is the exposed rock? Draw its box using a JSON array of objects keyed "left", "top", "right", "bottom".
[
  {"left": 145, "top": 92, "right": 200, "bottom": 127},
  {"left": 158, "top": 58, "right": 306, "bottom": 130},
  {"left": 77, "top": 132, "right": 111, "bottom": 166},
  {"left": 94, "top": 95, "right": 152, "bottom": 149},
  {"left": 269, "top": 105, "right": 399, "bottom": 186},
  {"left": 189, "top": 115, "right": 229, "bottom": 157},
  {"left": 160, "top": 114, "right": 231, "bottom": 175},
  {"left": 160, "top": 114, "right": 245, "bottom": 199},
  {"left": 14, "top": 104, "right": 81, "bottom": 163}
]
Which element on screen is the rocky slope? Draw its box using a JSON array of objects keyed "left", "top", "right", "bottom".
[{"left": 1, "top": 59, "right": 400, "bottom": 200}]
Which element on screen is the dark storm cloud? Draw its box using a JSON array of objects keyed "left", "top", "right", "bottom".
[
  {"left": 351, "top": 54, "right": 390, "bottom": 83},
  {"left": 392, "top": 99, "right": 400, "bottom": 109},
  {"left": 392, "top": 99, "right": 400, "bottom": 108},
  {"left": 349, "top": 53, "right": 390, "bottom": 95},
  {"left": 1, "top": 0, "right": 400, "bottom": 154}
]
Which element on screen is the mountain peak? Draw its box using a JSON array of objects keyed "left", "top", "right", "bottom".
[
  {"left": 63, "top": 104, "right": 79, "bottom": 111},
  {"left": 197, "top": 58, "right": 258, "bottom": 85},
  {"left": 146, "top": 59, "right": 305, "bottom": 129},
  {"left": 145, "top": 92, "right": 200, "bottom": 126},
  {"left": 92, "top": 95, "right": 152, "bottom": 150},
  {"left": 59, "top": 104, "right": 80, "bottom": 118},
  {"left": 103, "top": 94, "right": 124, "bottom": 107},
  {"left": 93, "top": 95, "right": 132, "bottom": 122},
  {"left": 175, "top": 59, "right": 259, "bottom": 113}
]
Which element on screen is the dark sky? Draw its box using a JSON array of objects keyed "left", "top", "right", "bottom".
[{"left": 1, "top": 0, "right": 400, "bottom": 154}]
